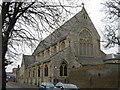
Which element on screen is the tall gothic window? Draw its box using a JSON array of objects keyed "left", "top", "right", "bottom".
[
  {"left": 33, "top": 69, "right": 35, "bottom": 77},
  {"left": 29, "top": 71, "right": 30, "bottom": 77},
  {"left": 44, "top": 65, "right": 48, "bottom": 76},
  {"left": 79, "top": 29, "right": 93, "bottom": 57},
  {"left": 38, "top": 67, "right": 40, "bottom": 77},
  {"left": 60, "top": 61, "right": 67, "bottom": 76}
]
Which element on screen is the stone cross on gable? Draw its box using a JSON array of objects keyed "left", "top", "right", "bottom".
[{"left": 82, "top": 3, "right": 84, "bottom": 7}]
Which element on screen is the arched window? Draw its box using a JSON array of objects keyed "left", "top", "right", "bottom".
[
  {"left": 44, "top": 65, "right": 48, "bottom": 76},
  {"left": 33, "top": 69, "right": 35, "bottom": 77},
  {"left": 42, "top": 51, "right": 44, "bottom": 58},
  {"left": 29, "top": 71, "right": 30, "bottom": 77},
  {"left": 60, "top": 61, "right": 67, "bottom": 76},
  {"left": 60, "top": 65, "right": 63, "bottom": 76},
  {"left": 46, "top": 48, "right": 50, "bottom": 56},
  {"left": 79, "top": 29, "right": 93, "bottom": 57},
  {"left": 60, "top": 40, "right": 65, "bottom": 50},
  {"left": 53, "top": 45, "right": 57, "bottom": 53},
  {"left": 38, "top": 67, "right": 40, "bottom": 77},
  {"left": 64, "top": 65, "right": 67, "bottom": 76}
]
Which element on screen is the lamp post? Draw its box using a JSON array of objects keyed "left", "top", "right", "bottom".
[
  {"left": 41, "top": 64, "right": 43, "bottom": 82},
  {"left": 54, "top": 66, "right": 57, "bottom": 84}
]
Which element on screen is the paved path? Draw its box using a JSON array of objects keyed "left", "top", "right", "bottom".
[
  {"left": 6, "top": 82, "right": 60, "bottom": 90},
  {"left": 6, "top": 82, "right": 38, "bottom": 88}
]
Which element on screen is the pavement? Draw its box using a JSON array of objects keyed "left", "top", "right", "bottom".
[
  {"left": 6, "top": 81, "right": 38, "bottom": 88},
  {"left": 6, "top": 82, "right": 61, "bottom": 90}
]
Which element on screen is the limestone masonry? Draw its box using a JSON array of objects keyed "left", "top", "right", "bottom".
[{"left": 16, "top": 6, "right": 120, "bottom": 88}]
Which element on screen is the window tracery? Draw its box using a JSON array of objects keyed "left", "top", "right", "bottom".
[
  {"left": 60, "top": 61, "right": 67, "bottom": 76},
  {"left": 79, "top": 29, "right": 93, "bottom": 56}
]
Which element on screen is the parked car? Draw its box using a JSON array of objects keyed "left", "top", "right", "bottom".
[
  {"left": 39, "top": 82, "right": 55, "bottom": 90},
  {"left": 55, "top": 82, "right": 79, "bottom": 90}
]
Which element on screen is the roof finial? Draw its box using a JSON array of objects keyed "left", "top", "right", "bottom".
[{"left": 81, "top": 3, "right": 84, "bottom": 7}]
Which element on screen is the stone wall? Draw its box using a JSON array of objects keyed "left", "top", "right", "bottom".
[{"left": 67, "top": 64, "right": 120, "bottom": 88}]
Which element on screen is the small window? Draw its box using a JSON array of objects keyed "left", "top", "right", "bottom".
[
  {"left": 47, "top": 49, "right": 50, "bottom": 55},
  {"left": 83, "top": 13, "right": 87, "bottom": 19},
  {"left": 60, "top": 40, "right": 65, "bottom": 50},
  {"left": 46, "top": 48, "right": 50, "bottom": 56},
  {"left": 53, "top": 45, "right": 57, "bottom": 53},
  {"left": 72, "top": 66, "right": 75, "bottom": 68},
  {"left": 42, "top": 51, "right": 44, "bottom": 57}
]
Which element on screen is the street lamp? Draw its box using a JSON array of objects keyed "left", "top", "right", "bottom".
[{"left": 54, "top": 66, "right": 57, "bottom": 84}]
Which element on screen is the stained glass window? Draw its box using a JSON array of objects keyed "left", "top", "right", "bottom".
[{"left": 79, "top": 29, "right": 93, "bottom": 56}]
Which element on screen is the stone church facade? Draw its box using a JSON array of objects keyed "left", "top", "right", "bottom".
[{"left": 16, "top": 7, "right": 120, "bottom": 88}]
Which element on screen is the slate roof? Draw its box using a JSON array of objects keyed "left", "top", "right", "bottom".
[
  {"left": 22, "top": 6, "right": 101, "bottom": 68},
  {"left": 103, "top": 54, "right": 120, "bottom": 61},
  {"left": 22, "top": 55, "right": 35, "bottom": 67},
  {"left": 28, "top": 56, "right": 51, "bottom": 68},
  {"left": 77, "top": 56, "right": 105, "bottom": 65},
  {"left": 32, "top": 6, "right": 98, "bottom": 55}
]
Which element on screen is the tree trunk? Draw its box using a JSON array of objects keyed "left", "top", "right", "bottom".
[
  {"left": 2, "top": 58, "right": 6, "bottom": 90},
  {"left": 2, "top": 33, "right": 9, "bottom": 90},
  {"left": 2, "top": 37, "right": 8, "bottom": 90}
]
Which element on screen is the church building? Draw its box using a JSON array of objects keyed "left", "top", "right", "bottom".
[{"left": 16, "top": 6, "right": 119, "bottom": 88}]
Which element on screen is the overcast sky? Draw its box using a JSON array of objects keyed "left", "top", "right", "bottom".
[{"left": 5, "top": 0, "right": 118, "bottom": 72}]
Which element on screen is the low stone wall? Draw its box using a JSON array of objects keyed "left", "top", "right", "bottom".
[{"left": 67, "top": 64, "right": 120, "bottom": 88}]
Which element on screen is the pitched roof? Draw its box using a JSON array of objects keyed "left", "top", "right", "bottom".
[
  {"left": 32, "top": 6, "right": 100, "bottom": 56},
  {"left": 22, "top": 55, "right": 35, "bottom": 67},
  {"left": 78, "top": 56, "right": 105, "bottom": 65}
]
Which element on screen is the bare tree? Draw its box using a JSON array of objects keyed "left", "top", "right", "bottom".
[
  {"left": 102, "top": 0, "right": 120, "bottom": 48},
  {"left": 1, "top": 1, "right": 81, "bottom": 89}
]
